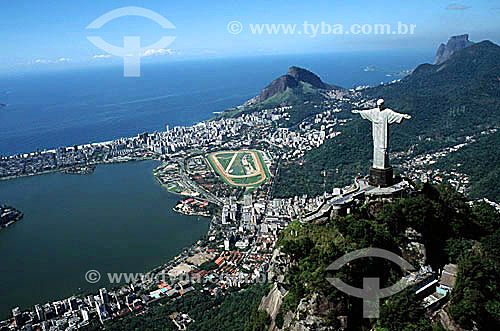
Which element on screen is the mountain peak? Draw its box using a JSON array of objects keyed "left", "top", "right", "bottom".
[
  {"left": 373, "top": 38, "right": 500, "bottom": 102},
  {"left": 256, "top": 74, "right": 298, "bottom": 102},
  {"left": 434, "top": 34, "right": 474, "bottom": 65},
  {"left": 248, "top": 66, "right": 335, "bottom": 105},
  {"left": 286, "top": 66, "right": 329, "bottom": 89}
]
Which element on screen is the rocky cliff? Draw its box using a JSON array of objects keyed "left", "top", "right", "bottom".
[
  {"left": 259, "top": 248, "right": 341, "bottom": 330},
  {"left": 434, "top": 34, "right": 474, "bottom": 65},
  {"left": 256, "top": 74, "right": 299, "bottom": 102},
  {"left": 258, "top": 194, "right": 433, "bottom": 331}
]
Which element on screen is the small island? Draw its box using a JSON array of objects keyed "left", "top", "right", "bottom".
[{"left": 0, "top": 205, "right": 23, "bottom": 229}]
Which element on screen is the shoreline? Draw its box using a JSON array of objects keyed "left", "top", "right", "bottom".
[
  {"left": 0, "top": 83, "right": 340, "bottom": 326},
  {"left": 0, "top": 156, "right": 158, "bottom": 182},
  {"left": 0, "top": 158, "right": 211, "bottom": 322}
]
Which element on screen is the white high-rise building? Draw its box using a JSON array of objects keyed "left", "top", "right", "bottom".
[
  {"left": 35, "top": 304, "right": 44, "bottom": 321},
  {"left": 81, "top": 309, "right": 89, "bottom": 322},
  {"left": 95, "top": 302, "right": 110, "bottom": 324}
]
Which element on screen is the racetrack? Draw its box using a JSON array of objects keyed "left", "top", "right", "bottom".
[{"left": 208, "top": 150, "right": 269, "bottom": 187}]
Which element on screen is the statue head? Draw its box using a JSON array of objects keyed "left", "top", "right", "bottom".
[{"left": 377, "top": 99, "right": 385, "bottom": 110}]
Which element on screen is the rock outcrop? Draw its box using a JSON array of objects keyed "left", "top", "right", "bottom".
[
  {"left": 261, "top": 248, "right": 347, "bottom": 330},
  {"left": 434, "top": 34, "right": 474, "bottom": 65},
  {"left": 259, "top": 283, "right": 288, "bottom": 330},
  {"left": 268, "top": 248, "right": 291, "bottom": 283},
  {"left": 250, "top": 66, "right": 333, "bottom": 104},
  {"left": 257, "top": 74, "right": 299, "bottom": 102},
  {"left": 286, "top": 66, "right": 329, "bottom": 89},
  {"left": 432, "top": 305, "right": 465, "bottom": 331},
  {"left": 288, "top": 293, "right": 339, "bottom": 331}
]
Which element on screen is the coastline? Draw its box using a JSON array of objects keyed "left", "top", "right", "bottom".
[
  {"left": 0, "top": 76, "right": 342, "bottom": 326},
  {"left": 0, "top": 156, "right": 158, "bottom": 182}
]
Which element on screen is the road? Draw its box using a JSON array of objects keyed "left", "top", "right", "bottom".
[
  {"left": 301, "top": 178, "right": 365, "bottom": 223},
  {"left": 177, "top": 160, "right": 223, "bottom": 205}
]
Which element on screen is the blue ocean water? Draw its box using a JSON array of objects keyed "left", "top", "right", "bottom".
[{"left": 0, "top": 51, "right": 433, "bottom": 155}]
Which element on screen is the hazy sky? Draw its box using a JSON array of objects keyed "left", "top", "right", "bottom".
[{"left": 1, "top": 0, "right": 499, "bottom": 71}]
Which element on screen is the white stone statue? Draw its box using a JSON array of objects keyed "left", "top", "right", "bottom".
[{"left": 352, "top": 99, "right": 411, "bottom": 170}]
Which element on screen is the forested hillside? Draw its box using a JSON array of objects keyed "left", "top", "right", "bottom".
[
  {"left": 271, "top": 184, "right": 500, "bottom": 330},
  {"left": 274, "top": 41, "right": 500, "bottom": 200}
]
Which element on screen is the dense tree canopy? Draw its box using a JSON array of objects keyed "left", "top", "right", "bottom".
[{"left": 278, "top": 184, "right": 500, "bottom": 329}]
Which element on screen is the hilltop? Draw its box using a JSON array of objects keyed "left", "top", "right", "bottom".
[
  {"left": 366, "top": 40, "right": 500, "bottom": 131},
  {"left": 245, "top": 66, "right": 341, "bottom": 106},
  {"left": 434, "top": 34, "right": 474, "bottom": 65}
]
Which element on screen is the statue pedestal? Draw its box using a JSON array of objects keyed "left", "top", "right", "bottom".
[{"left": 369, "top": 166, "right": 393, "bottom": 187}]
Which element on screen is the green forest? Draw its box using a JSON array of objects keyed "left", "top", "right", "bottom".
[
  {"left": 431, "top": 130, "right": 500, "bottom": 201},
  {"left": 86, "top": 285, "right": 269, "bottom": 331},
  {"left": 276, "top": 184, "right": 499, "bottom": 330}
]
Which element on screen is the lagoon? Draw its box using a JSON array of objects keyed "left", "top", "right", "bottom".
[{"left": 0, "top": 160, "right": 209, "bottom": 319}]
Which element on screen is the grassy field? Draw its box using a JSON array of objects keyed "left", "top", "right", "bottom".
[
  {"left": 215, "top": 153, "right": 233, "bottom": 171},
  {"left": 167, "top": 183, "right": 184, "bottom": 194},
  {"left": 255, "top": 150, "right": 271, "bottom": 179},
  {"left": 232, "top": 174, "right": 262, "bottom": 185},
  {"left": 246, "top": 154, "right": 257, "bottom": 171},
  {"left": 229, "top": 152, "right": 246, "bottom": 176}
]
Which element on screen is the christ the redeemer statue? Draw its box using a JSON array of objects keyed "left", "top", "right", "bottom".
[{"left": 352, "top": 99, "right": 411, "bottom": 187}]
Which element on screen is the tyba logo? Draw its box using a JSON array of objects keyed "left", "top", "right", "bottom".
[
  {"left": 326, "top": 248, "right": 415, "bottom": 318},
  {"left": 87, "top": 7, "right": 176, "bottom": 77}
]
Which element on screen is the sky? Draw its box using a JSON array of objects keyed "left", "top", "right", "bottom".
[{"left": 0, "top": 0, "right": 499, "bottom": 72}]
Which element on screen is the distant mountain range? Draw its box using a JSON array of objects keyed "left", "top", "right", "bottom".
[
  {"left": 249, "top": 36, "right": 500, "bottom": 138},
  {"left": 367, "top": 39, "right": 500, "bottom": 137},
  {"left": 247, "top": 35, "right": 478, "bottom": 108}
]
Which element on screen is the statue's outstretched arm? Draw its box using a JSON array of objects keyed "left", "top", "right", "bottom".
[
  {"left": 352, "top": 108, "right": 373, "bottom": 114},
  {"left": 387, "top": 109, "right": 411, "bottom": 124}
]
